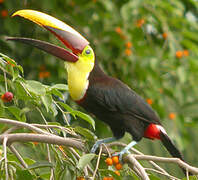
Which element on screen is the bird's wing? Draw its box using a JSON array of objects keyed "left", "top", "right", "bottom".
[{"left": 88, "top": 77, "right": 161, "bottom": 125}]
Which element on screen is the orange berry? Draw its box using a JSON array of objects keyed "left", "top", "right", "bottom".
[
  {"left": 103, "top": 177, "right": 114, "bottom": 180},
  {"left": 115, "top": 27, "right": 122, "bottom": 34},
  {"left": 112, "top": 156, "right": 119, "bottom": 164},
  {"left": 58, "top": 146, "right": 64, "bottom": 151},
  {"left": 39, "top": 71, "right": 50, "bottom": 78},
  {"left": 125, "top": 48, "right": 132, "bottom": 56},
  {"left": 39, "top": 72, "right": 45, "bottom": 78},
  {"left": 115, "top": 163, "right": 122, "bottom": 170},
  {"left": 125, "top": 42, "right": 132, "bottom": 48},
  {"left": 183, "top": 50, "right": 189, "bottom": 56},
  {"left": 76, "top": 177, "right": 85, "bottom": 180},
  {"left": 146, "top": 98, "right": 153, "bottom": 105},
  {"left": 33, "top": 142, "right": 38, "bottom": 145},
  {"left": 44, "top": 71, "right": 50, "bottom": 78},
  {"left": 1, "top": 10, "right": 8, "bottom": 17},
  {"left": 7, "top": 60, "right": 15, "bottom": 67},
  {"left": 114, "top": 170, "right": 120, "bottom": 176},
  {"left": 159, "top": 88, "right": 163, "bottom": 94},
  {"left": 108, "top": 178, "right": 114, "bottom": 180},
  {"left": 0, "top": 0, "right": 4, "bottom": 3},
  {"left": 162, "top": 33, "right": 168, "bottom": 39},
  {"left": 103, "top": 177, "right": 109, "bottom": 180},
  {"left": 105, "top": 157, "right": 113, "bottom": 166},
  {"left": 169, "top": 113, "right": 176, "bottom": 120},
  {"left": 175, "top": 51, "right": 183, "bottom": 59},
  {"left": 136, "top": 19, "right": 145, "bottom": 28}
]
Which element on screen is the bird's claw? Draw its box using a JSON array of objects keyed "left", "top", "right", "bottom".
[
  {"left": 112, "top": 150, "right": 130, "bottom": 162},
  {"left": 91, "top": 140, "right": 103, "bottom": 153}
]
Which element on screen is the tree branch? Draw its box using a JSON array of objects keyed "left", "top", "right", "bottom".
[
  {"left": 123, "top": 154, "right": 150, "bottom": 180},
  {"left": 0, "top": 133, "right": 84, "bottom": 150},
  {"left": 0, "top": 118, "right": 51, "bottom": 135},
  {"left": 0, "top": 118, "right": 198, "bottom": 179},
  {"left": 133, "top": 154, "right": 198, "bottom": 174}
]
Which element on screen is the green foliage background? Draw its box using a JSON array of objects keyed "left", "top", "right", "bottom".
[{"left": 1, "top": 0, "right": 198, "bottom": 179}]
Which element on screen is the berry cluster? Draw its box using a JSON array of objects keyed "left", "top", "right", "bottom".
[{"left": 103, "top": 156, "right": 122, "bottom": 179}]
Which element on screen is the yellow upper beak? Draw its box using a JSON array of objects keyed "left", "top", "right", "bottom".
[{"left": 12, "top": 9, "right": 89, "bottom": 54}]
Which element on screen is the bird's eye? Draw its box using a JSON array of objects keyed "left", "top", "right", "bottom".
[{"left": 85, "top": 49, "right": 91, "bottom": 55}]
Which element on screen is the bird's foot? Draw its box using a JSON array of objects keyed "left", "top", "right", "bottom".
[
  {"left": 112, "top": 141, "right": 137, "bottom": 162},
  {"left": 113, "top": 149, "right": 130, "bottom": 162},
  {"left": 91, "top": 139, "right": 104, "bottom": 153},
  {"left": 91, "top": 137, "right": 117, "bottom": 153}
]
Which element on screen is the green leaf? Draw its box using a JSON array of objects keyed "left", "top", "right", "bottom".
[
  {"left": 182, "top": 176, "right": 197, "bottom": 180},
  {"left": 24, "top": 158, "right": 36, "bottom": 166},
  {"left": 25, "top": 80, "right": 46, "bottom": 96},
  {"left": 57, "top": 101, "right": 74, "bottom": 113},
  {"left": 50, "top": 84, "right": 68, "bottom": 91},
  {"left": 57, "top": 102, "right": 95, "bottom": 129},
  {"left": 74, "top": 126, "right": 96, "bottom": 140},
  {"left": 27, "top": 161, "right": 53, "bottom": 170},
  {"left": 77, "top": 153, "right": 95, "bottom": 170},
  {"left": 41, "top": 94, "right": 53, "bottom": 113},
  {"left": 16, "top": 170, "right": 34, "bottom": 180},
  {"left": 7, "top": 106, "right": 26, "bottom": 122},
  {"left": 73, "top": 111, "right": 95, "bottom": 130},
  {"left": 51, "top": 89, "right": 64, "bottom": 99},
  {"left": 41, "top": 94, "right": 58, "bottom": 116}
]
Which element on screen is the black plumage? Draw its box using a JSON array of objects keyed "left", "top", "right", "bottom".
[
  {"left": 79, "top": 60, "right": 161, "bottom": 141},
  {"left": 78, "top": 60, "right": 186, "bottom": 168}
]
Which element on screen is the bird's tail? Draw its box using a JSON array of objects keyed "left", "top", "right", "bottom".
[{"left": 159, "top": 131, "right": 187, "bottom": 175}]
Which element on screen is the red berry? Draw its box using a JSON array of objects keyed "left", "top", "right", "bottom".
[{"left": 1, "top": 92, "right": 13, "bottom": 102}]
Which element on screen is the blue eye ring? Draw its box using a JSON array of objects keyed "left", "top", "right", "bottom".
[{"left": 85, "top": 49, "right": 91, "bottom": 55}]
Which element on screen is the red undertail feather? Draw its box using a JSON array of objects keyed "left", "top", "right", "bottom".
[{"left": 144, "top": 123, "right": 162, "bottom": 140}]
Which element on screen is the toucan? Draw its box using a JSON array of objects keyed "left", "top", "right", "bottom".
[{"left": 8, "top": 10, "right": 187, "bottom": 174}]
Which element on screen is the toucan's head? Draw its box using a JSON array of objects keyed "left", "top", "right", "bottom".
[{"left": 8, "top": 9, "right": 95, "bottom": 101}]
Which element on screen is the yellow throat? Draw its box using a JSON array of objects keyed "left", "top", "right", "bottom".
[{"left": 65, "top": 45, "right": 95, "bottom": 101}]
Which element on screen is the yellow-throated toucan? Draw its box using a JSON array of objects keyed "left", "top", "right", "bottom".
[{"left": 8, "top": 9, "right": 187, "bottom": 174}]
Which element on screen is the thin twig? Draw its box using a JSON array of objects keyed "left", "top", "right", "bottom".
[
  {"left": 133, "top": 154, "right": 198, "bottom": 174},
  {"left": 53, "top": 100, "right": 70, "bottom": 126},
  {"left": 47, "top": 144, "right": 54, "bottom": 180},
  {"left": 32, "top": 124, "right": 79, "bottom": 138},
  {"left": 3, "top": 126, "right": 21, "bottom": 135},
  {"left": 92, "top": 146, "right": 102, "bottom": 179},
  {"left": 3, "top": 71, "right": 8, "bottom": 92},
  {"left": 36, "top": 108, "right": 54, "bottom": 135},
  {"left": 145, "top": 168, "right": 180, "bottom": 180},
  {"left": 186, "top": 169, "right": 189, "bottom": 180},
  {"left": 3, "top": 137, "right": 9, "bottom": 180},
  {"left": 9, "top": 145, "right": 28, "bottom": 168},
  {"left": 0, "top": 118, "right": 52, "bottom": 136},
  {"left": 101, "top": 143, "right": 111, "bottom": 157}
]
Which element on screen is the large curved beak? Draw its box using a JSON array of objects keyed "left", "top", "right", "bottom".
[{"left": 7, "top": 9, "right": 89, "bottom": 62}]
